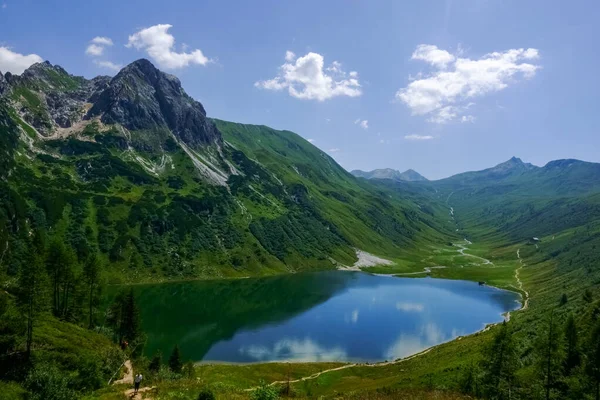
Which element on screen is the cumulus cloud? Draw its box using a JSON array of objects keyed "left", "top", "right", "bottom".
[
  {"left": 85, "top": 36, "right": 114, "bottom": 57},
  {"left": 0, "top": 46, "right": 43, "bottom": 74},
  {"left": 307, "top": 138, "right": 315, "bottom": 143},
  {"left": 127, "top": 24, "right": 210, "bottom": 69},
  {"left": 92, "top": 37, "right": 113, "bottom": 46},
  {"left": 285, "top": 50, "right": 296, "bottom": 62},
  {"left": 328, "top": 148, "right": 340, "bottom": 153},
  {"left": 397, "top": 45, "right": 540, "bottom": 123},
  {"left": 404, "top": 134, "right": 434, "bottom": 141},
  {"left": 255, "top": 51, "right": 362, "bottom": 101},
  {"left": 94, "top": 60, "right": 122, "bottom": 72},
  {"left": 411, "top": 44, "right": 455, "bottom": 68},
  {"left": 354, "top": 119, "right": 368, "bottom": 130}
]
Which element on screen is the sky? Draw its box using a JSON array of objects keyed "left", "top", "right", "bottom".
[{"left": 1, "top": 0, "right": 599, "bottom": 180}]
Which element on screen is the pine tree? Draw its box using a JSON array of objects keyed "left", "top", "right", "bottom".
[
  {"left": 121, "top": 288, "right": 141, "bottom": 343},
  {"left": 586, "top": 319, "right": 600, "bottom": 400},
  {"left": 169, "top": 345, "right": 183, "bottom": 373},
  {"left": 481, "top": 322, "right": 519, "bottom": 399},
  {"left": 564, "top": 314, "right": 580, "bottom": 375},
  {"left": 149, "top": 350, "right": 162, "bottom": 373},
  {"left": 537, "top": 311, "right": 564, "bottom": 400},
  {"left": 17, "top": 232, "right": 49, "bottom": 360},
  {"left": 83, "top": 252, "right": 100, "bottom": 329},
  {"left": 45, "top": 239, "right": 78, "bottom": 318}
]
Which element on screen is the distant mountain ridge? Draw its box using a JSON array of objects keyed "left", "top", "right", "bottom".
[
  {"left": 351, "top": 168, "right": 428, "bottom": 182},
  {"left": 435, "top": 156, "right": 538, "bottom": 185}
]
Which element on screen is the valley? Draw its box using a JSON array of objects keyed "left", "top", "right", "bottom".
[{"left": 1, "top": 59, "right": 600, "bottom": 400}]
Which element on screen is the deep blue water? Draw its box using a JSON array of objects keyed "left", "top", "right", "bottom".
[{"left": 117, "top": 271, "right": 521, "bottom": 363}]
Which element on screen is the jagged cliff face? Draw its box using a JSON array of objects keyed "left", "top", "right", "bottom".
[
  {"left": 88, "top": 59, "right": 221, "bottom": 148},
  {"left": 1, "top": 59, "right": 232, "bottom": 185},
  {"left": 2, "top": 59, "right": 220, "bottom": 147}
]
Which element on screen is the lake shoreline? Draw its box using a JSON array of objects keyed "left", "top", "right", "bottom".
[{"left": 188, "top": 271, "right": 524, "bottom": 367}]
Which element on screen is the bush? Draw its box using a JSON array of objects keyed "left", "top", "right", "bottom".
[
  {"left": 25, "top": 363, "right": 78, "bottom": 400},
  {"left": 197, "top": 388, "right": 216, "bottom": 400},
  {"left": 251, "top": 380, "right": 279, "bottom": 400}
]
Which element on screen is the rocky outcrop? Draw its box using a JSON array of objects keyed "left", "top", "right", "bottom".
[
  {"left": 0, "top": 72, "right": 7, "bottom": 97},
  {"left": 88, "top": 59, "right": 221, "bottom": 148}
]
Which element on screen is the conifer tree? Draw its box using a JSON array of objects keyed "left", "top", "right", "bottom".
[
  {"left": 17, "top": 232, "right": 49, "bottom": 360},
  {"left": 169, "top": 344, "right": 183, "bottom": 373},
  {"left": 83, "top": 252, "right": 101, "bottom": 329},
  {"left": 481, "top": 322, "right": 519, "bottom": 399},
  {"left": 564, "top": 314, "right": 580, "bottom": 375}
]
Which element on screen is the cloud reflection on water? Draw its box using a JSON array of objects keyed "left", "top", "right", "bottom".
[{"left": 239, "top": 337, "right": 347, "bottom": 362}]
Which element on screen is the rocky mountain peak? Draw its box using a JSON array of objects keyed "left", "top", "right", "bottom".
[{"left": 88, "top": 58, "right": 219, "bottom": 148}]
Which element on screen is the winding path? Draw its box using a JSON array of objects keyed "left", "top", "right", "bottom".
[
  {"left": 112, "top": 360, "right": 155, "bottom": 399},
  {"left": 514, "top": 249, "right": 530, "bottom": 310}
]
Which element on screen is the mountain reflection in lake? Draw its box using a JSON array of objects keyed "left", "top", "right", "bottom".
[{"left": 105, "top": 272, "right": 520, "bottom": 363}]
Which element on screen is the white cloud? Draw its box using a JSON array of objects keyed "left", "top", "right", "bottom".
[
  {"left": 255, "top": 51, "right": 362, "bottom": 101},
  {"left": 411, "top": 44, "right": 455, "bottom": 68},
  {"left": 307, "top": 138, "right": 315, "bottom": 143},
  {"left": 461, "top": 115, "right": 476, "bottom": 123},
  {"left": 86, "top": 44, "right": 104, "bottom": 56},
  {"left": 404, "top": 134, "right": 434, "bottom": 141},
  {"left": 0, "top": 46, "right": 43, "bottom": 74},
  {"left": 354, "top": 119, "right": 368, "bottom": 130},
  {"left": 91, "top": 37, "right": 113, "bottom": 46},
  {"left": 94, "top": 60, "right": 122, "bottom": 72},
  {"left": 285, "top": 50, "right": 296, "bottom": 62},
  {"left": 127, "top": 24, "right": 210, "bottom": 69},
  {"left": 328, "top": 148, "right": 340, "bottom": 153},
  {"left": 86, "top": 36, "right": 114, "bottom": 57},
  {"left": 397, "top": 45, "right": 540, "bottom": 123}
]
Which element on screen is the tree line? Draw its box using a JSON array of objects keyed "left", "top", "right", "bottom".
[{"left": 460, "top": 295, "right": 600, "bottom": 399}]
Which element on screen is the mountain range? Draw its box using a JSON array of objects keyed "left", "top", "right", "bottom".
[
  {"left": 1, "top": 58, "right": 599, "bottom": 282},
  {"left": 0, "top": 59, "right": 450, "bottom": 280},
  {"left": 351, "top": 168, "right": 428, "bottom": 182}
]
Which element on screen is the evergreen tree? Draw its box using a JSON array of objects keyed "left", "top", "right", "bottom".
[
  {"left": 83, "top": 253, "right": 101, "bottom": 329},
  {"left": 45, "top": 239, "right": 78, "bottom": 319},
  {"left": 481, "top": 322, "right": 519, "bottom": 399},
  {"left": 564, "top": 314, "right": 581, "bottom": 375},
  {"left": 106, "top": 289, "right": 142, "bottom": 346},
  {"left": 586, "top": 319, "right": 600, "bottom": 400},
  {"left": 17, "top": 233, "right": 49, "bottom": 360},
  {"left": 121, "top": 289, "right": 141, "bottom": 343},
  {"left": 537, "top": 311, "right": 564, "bottom": 400},
  {"left": 169, "top": 345, "right": 183, "bottom": 373},
  {"left": 149, "top": 350, "right": 162, "bottom": 373}
]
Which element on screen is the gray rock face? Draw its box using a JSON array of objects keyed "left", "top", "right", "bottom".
[
  {"left": 88, "top": 59, "right": 221, "bottom": 148},
  {"left": 0, "top": 71, "right": 7, "bottom": 97}
]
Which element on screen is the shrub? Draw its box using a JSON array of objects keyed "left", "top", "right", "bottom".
[
  {"left": 251, "top": 380, "right": 279, "bottom": 400},
  {"left": 197, "top": 388, "right": 216, "bottom": 400},
  {"left": 25, "top": 363, "right": 78, "bottom": 400}
]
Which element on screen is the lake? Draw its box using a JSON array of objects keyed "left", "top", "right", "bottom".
[{"left": 106, "top": 272, "right": 520, "bottom": 363}]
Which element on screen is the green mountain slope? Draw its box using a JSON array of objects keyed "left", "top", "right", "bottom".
[{"left": 0, "top": 59, "right": 452, "bottom": 283}]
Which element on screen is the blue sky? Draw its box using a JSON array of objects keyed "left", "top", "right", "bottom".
[{"left": 1, "top": 0, "right": 599, "bottom": 179}]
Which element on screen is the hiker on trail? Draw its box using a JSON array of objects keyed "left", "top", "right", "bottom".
[{"left": 134, "top": 373, "right": 143, "bottom": 393}]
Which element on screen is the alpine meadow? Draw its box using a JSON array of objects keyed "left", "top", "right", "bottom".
[{"left": 1, "top": 1, "right": 600, "bottom": 400}]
